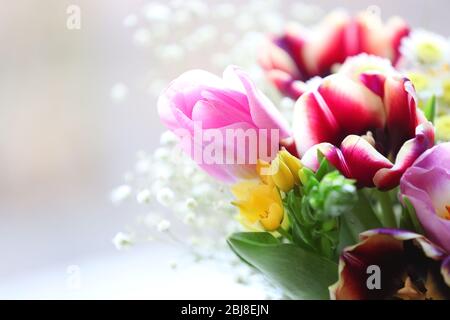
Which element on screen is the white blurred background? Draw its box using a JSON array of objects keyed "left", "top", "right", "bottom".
[{"left": 0, "top": 0, "right": 448, "bottom": 299}]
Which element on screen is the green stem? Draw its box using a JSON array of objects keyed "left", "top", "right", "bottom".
[
  {"left": 374, "top": 190, "right": 397, "bottom": 228},
  {"left": 277, "top": 227, "right": 293, "bottom": 243},
  {"left": 355, "top": 189, "right": 383, "bottom": 229}
]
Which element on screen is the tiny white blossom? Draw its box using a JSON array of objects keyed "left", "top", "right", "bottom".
[
  {"left": 156, "top": 187, "right": 175, "bottom": 206},
  {"left": 184, "top": 197, "right": 198, "bottom": 210},
  {"left": 143, "top": 3, "right": 171, "bottom": 22},
  {"left": 184, "top": 212, "right": 196, "bottom": 224},
  {"left": 157, "top": 219, "right": 171, "bottom": 232},
  {"left": 110, "top": 185, "right": 132, "bottom": 204},
  {"left": 159, "top": 130, "right": 178, "bottom": 145},
  {"left": 136, "top": 189, "right": 152, "bottom": 204},
  {"left": 112, "top": 232, "right": 133, "bottom": 250}
]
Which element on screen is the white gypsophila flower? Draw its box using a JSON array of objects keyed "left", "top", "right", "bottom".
[
  {"left": 110, "top": 184, "right": 132, "bottom": 205},
  {"left": 143, "top": 2, "right": 171, "bottom": 22},
  {"left": 136, "top": 189, "right": 152, "bottom": 204},
  {"left": 156, "top": 219, "right": 171, "bottom": 232},
  {"left": 400, "top": 30, "right": 450, "bottom": 68},
  {"left": 159, "top": 130, "right": 178, "bottom": 146},
  {"left": 112, "top": 232, "right": 133, "bottom": 250},
  {"left": 156, "top": 188, "right": 175, "bottom": 206}
]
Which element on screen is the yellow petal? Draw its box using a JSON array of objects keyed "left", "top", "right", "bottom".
[
  {"left": 270, "top": 157, "right": 295, "bottom": 192},
  {"left": 260, "top": 202, "right": 284, "bottom": 231},
  {"left": 256, "top": 159, "right": 273, "bottom": 185},
  {"left": 279, "top": 149, "right": 303, "bottom": 184}
]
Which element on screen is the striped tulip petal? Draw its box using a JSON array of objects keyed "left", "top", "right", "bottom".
[
  {"left": 293, "top": 90, "right": 340, "bottom": 155},
  {"left": 374, "top": 122, "right": 435, "bottom": 190},
  {"left": 340, "top": 135, "right": 393, "bottom": 187},
  {"left": 259, "top": 10, "right": 409, "bottom": 98},
  {"left": 318, "top": 74, "right": 385, "bottom": 135}
]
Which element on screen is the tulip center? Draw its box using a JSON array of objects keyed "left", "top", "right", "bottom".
[
  {"left": 441, "top": 205, "right": 450, "bottom": 220},
  {"left": 361, "top": 131, "right": 376, "bottom": 147}
]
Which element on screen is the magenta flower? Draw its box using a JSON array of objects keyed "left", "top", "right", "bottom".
[
  {"left": 259, "top": 10, "right": 409, "bottom": 99},
  {"left": 330, "top": 229, "right": 450, "bottom": 300},
  {"left": 295, "top": 71, "right": 434, "bottom": 190},
  {"left": 157, "top": 66, "right": 291, "bottom": 183},
  {"left": 400, "top": 143, "right": 450, "bottom": 253}
]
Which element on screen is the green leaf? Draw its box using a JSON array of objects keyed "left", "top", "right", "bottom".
[
  {"left": 228, "top": 232, "right": 338, "bottom": 300},
  {"left": 402, "top": 196, "right": 425, "bottom": 234},
  {"left": 424, "top": 95, "right": 436, "bottom": 123}
]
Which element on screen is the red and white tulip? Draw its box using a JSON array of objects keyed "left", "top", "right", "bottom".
[
  {"left": 259, "top": 10, "right": 409, "bottom": 99},
  {"left": 295, "top": 62, "right": 434, "bottom": 189}
]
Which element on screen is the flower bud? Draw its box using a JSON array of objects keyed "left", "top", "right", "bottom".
[{"left": 269, "top": 149, "right": 303, "bottom": 192}]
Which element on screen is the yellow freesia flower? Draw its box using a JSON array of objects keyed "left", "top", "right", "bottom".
[
  {"left": 269, "top": 149, "right": 303, "bottom": 192},
  {"left": 231, "top": 180, "right": 285, "bottom": 231}
]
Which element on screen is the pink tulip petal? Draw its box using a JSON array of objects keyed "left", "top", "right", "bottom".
[
  {"left": 265, "top": 70, "right": 304, "bottom": 100},
  {"left": 158, "top": 70, "right": 224, "bottom": 129},
  {"left": 259, "top": 37, "right": 302, "bottom": 80},
  {"left": 374, "top": 122, "right": 434, "bottom": 190},
  {"left": 360, "top": 72, "right": 386, "bottom": 97},
  {"left": 386, "top": 17, "right": 410, "bottom": 65},
  {"left": 383, "top": 77, "right": 418, "bottom": 154},
  {"left": 301, "top": 142, "right": 349, "bottom": 175},
  {"left": 400, "top": 143, "right": 450, "bottom": 253},
  {"left": 302, "top": 11, "right": 350, "bottom": 76},
  {"left": 225, "top": 66, "right": 291, "bottom": 139},
  {"left": 318, "top": 74, "right": 386, "bottom": 136},
  {"left": 340, "top": 135, "right": 393, "bottom": 187},
  {"left": 293, "top": 90, "right": 341, "bottom": 155}
]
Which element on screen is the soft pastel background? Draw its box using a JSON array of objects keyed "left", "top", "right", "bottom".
[{"left": 0, "top": 0, "right": 448, "bottom": 299}]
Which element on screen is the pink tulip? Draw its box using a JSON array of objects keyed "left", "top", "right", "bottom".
[
  {"left": 295, "top": 70, "right": 434, "bottom": 190},
  {"left": 157, "top": 66, "right": 291, "bottom": 183},
  {"left": 259, "top": 10, "right": 409, "bottom": 99},
  {"left": 400, "top": 143, "right": 450, "bottom": 253}
]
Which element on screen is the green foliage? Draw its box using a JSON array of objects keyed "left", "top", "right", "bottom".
[
  {"left": 424, "top": 95, "right": 436, "bottom": 123},
  {"left": 227, "top": 232, "right": 338, "bottom": 300},
  {"left": 283, "top": 156, "right": 357, "bottom": 259}
]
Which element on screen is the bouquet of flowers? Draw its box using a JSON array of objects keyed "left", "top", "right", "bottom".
[{"left": 117, "top": 4, "right": 450, "bottom": 300}]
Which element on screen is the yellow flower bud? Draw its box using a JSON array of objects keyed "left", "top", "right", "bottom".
[
  {"left": 268, "top": 149, "right": 303, "bottom": 192},
  {"left": 278, "top": 149, "right": 303, "bottom": 184},
  {"left": 270, "top": 157, "right": 295, "bottom": 192}
]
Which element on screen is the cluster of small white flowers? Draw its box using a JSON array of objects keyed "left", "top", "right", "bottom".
[
  {"left": 399, "top": 30, "right": 450, "bottom": 111},
  {"left": 120, "top": 0, "right": 322, "bottom": 104},
  {"left": 112, "top": 130, "right": 242, "bottom": 260}
]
